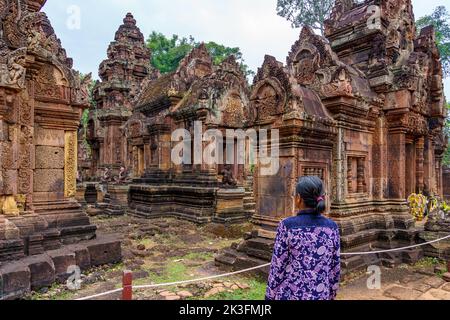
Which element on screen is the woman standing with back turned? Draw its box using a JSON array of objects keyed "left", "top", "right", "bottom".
[{"left": 266, "top": 176, "right": 341, "bottom": 300}]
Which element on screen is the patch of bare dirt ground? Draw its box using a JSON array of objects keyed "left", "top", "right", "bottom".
[
  {"left": 27, "top": 215, "right": 262, "bottom": 300},
  {"left": 26, "top": 215, "right": 450, "bottom": 300}
]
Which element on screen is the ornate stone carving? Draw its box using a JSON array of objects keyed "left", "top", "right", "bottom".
[
  {"left": 323, "top": 67, "right": 353, "bottom": 97},
  {"left": 0, "top": 48, "right": 27, "bottom": 89},
  {"left": 64, "top": 131, "right": 77, "bottom": 197}
]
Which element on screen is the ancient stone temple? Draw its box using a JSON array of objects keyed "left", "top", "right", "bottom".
[
  {"left": 217, "top": 0, "right": 447, "bottom": 273},
  {"left": 0, "top": 0, "right": 121, "bottom": 299},
  {"left": 82, "top": 13, "right": 157, "bottom": 215},
  {"left": 87, "top": 13, "right": 156, "bottom": 178},
  {"left": 127, "top": 44, "right": 255, "bottom": 223}
]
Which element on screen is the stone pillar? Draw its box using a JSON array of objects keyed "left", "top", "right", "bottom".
[
  {"left": 387, "top": 132, "right": 406, "bottom": 199},
  {"left": 64, "top": 131, "right": 77, "bottom": 198},
  {"left": 357, "top": 157, "right": 366, "bottom": 193},
  {"left": 160, "top": 132, "right": 172, "bottom": 171},
  {"left": 415, "top": 137, "right": 425, "bottom": 194},
  {"left": 423, "top": 136, "right": 435, "bottom": 194},
  {"left": 335, "top": 127, "right": 346, "bottom": 203},
  {"left": 371, "top": 116, "right": 387, "bottom": 200},
  {"left": 347, "top": 157, "right": 353, "bottom": 194}
]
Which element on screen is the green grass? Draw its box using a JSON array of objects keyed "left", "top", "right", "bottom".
[
  {"left": 29, "top": 283, "right": 76, "bottom": 301},
  {"left": 414, "top": 257, "right": 443, "bottom": 269},
  {"left": 182, "top": 252, "right": 214, "bottom": 261}
]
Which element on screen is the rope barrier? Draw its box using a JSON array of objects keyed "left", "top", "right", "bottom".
[
  {"left": 75, "top": 234, "right": 450, "bottom": 301},
  {"left": 340, "top": 234, "right": 450, "bottom": 256}
]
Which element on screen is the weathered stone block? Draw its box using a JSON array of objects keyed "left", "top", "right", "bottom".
[
  {"left": 86, "top": 236, "right": 122, "bottom": 266},
  {"left": 23, "top": 254, "right": 55, "bottom": 290},
  {"left": 33, "top": 169, "right": 64, "bottom": 193},
  {"left": 35, "top": 146, "right": 64, "bottom": 169},
  {"left": 71, "top": 245, "right": 91, "bottom": 271},
  {"left": 0, "top": 262, "right": 31, "bottom": 300},
  {"left": 47, "top": 249, "right": 76, "bottom": 283},
  {"left": 34, "top": 128, "right": 65, "bottom": 147}
]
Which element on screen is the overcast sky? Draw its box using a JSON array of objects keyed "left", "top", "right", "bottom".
[{"left": 43, "top": 0, "right": 449, "bottom": 97}]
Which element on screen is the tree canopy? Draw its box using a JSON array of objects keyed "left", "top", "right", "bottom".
[
  {"left": 416, "top": 6, "right": 450, "bottom": 78},
  {"left": 146, "top": 31, "right": 254, "bottom": 77},
  {"left": 276, "top": 0, "right": 334, "bottom": 35}
]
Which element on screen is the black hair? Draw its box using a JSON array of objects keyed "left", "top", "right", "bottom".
[{"left": 295, "top": 176, "right": 326, "bottom": 214}]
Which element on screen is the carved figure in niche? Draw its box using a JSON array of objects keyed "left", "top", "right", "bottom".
[
  {"left": 222, "top": 165, "right": 237, "bottom": 188},
  {"left": 369, "top": 34, "right": 386, "bottom": 66},
  {"left": 253, "top": 84, "right": 280, "bottom": 122},
  {"left": 325, "top": 67, "right": 353, "bottom": 96},
  {"left": 28, "top": 30, "right": 43, "bottom": 52},
  {"left": 294, "top": 48, "right": 320, "bottom": 85},
  {"left": 223, "top": 94, "right": 244, "bottom": 127},
  {"left": 6, "top": 53, "right": 26, "bottom": 87}
]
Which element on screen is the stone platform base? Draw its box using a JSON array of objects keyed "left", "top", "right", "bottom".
[
  {"left": 0, "top": 235, "right": 122, "bottom": 300},
  {"left": 128, "top": 184, "right": 249, "bottom": 224},
  {"left": 98, "top": 185, "right": 130, "bottom": 216},
  {"left": 419, "top": 213, "right": 450, "bottom": 261},
  {"left": 216, "top": 211, "right": 425, "bottom": 275}
]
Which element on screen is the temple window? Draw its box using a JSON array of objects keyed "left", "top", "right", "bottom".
[
  {"left": 347, "top": 156, "right": 367, "bottom": 195},
  {"left": 302, "top": 167, "right": 325, "bottom": 180}
]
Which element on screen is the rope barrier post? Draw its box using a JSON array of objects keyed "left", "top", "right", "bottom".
[{"left": 122, "top": 270, "right": 133, "bottom": 300}]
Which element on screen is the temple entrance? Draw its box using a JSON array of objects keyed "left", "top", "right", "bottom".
[
  {"left": 137, "top": 146, "right": 145, "bottom": 177},
  {"left": 405, "top": 138, "right": 416, "bottom": 197},
  {"left": 405, "top": 136, "right": 426, "bottom": 198}
]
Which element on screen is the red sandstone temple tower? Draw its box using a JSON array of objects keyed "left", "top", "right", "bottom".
[
  {"left": 127, "top": 45, "right": 255, "bottom": 223},
  {"left": 87, "top": 13, "right": 156, "bottom": 178},
  {"left": 0, "top": 0, "right": 121, "bottom": 298},
  {"left": 217, "top": 0, "right": 447, "bottom": 272}
]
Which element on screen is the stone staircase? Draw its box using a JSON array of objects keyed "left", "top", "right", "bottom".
[{"left": 243, "top": 176, "right": 256, "bottom": 219}]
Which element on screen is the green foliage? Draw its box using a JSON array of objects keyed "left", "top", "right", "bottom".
[
  {"left": 444, "top": 103, "right": 450, "bottom": 165},
  {"left": 77, "top": 72, "right": 96, "bottom": 158},
  {"left": 149, "top": 260, "right": 189, "bottom": 284},
  {"left": 146, "top": 32, "right": 254, "bottom": 78},
  {"left": 276, "top": 0, "right": 335, "bottom": 35},
  {"left": 414, "top": 257, "right": 442, "bottom": 269},
  {"left": 147, "top": 32, "right": 196, "bottom": 74},
  {"left": 416, "top": 6, "right": 450, "bottom": 77}
]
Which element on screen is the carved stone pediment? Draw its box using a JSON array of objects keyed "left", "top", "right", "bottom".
[{"left": 250, "top": 78, "right": 286, "bottom": 123}]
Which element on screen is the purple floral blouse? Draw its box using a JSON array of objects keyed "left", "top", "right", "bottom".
[{"left": 266, "top": 209, "right": 341, "bottom": 300}]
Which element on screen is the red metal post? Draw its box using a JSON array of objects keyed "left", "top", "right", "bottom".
[{"left": 122, "top": 270, "right": 133, "bottom": 300}]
